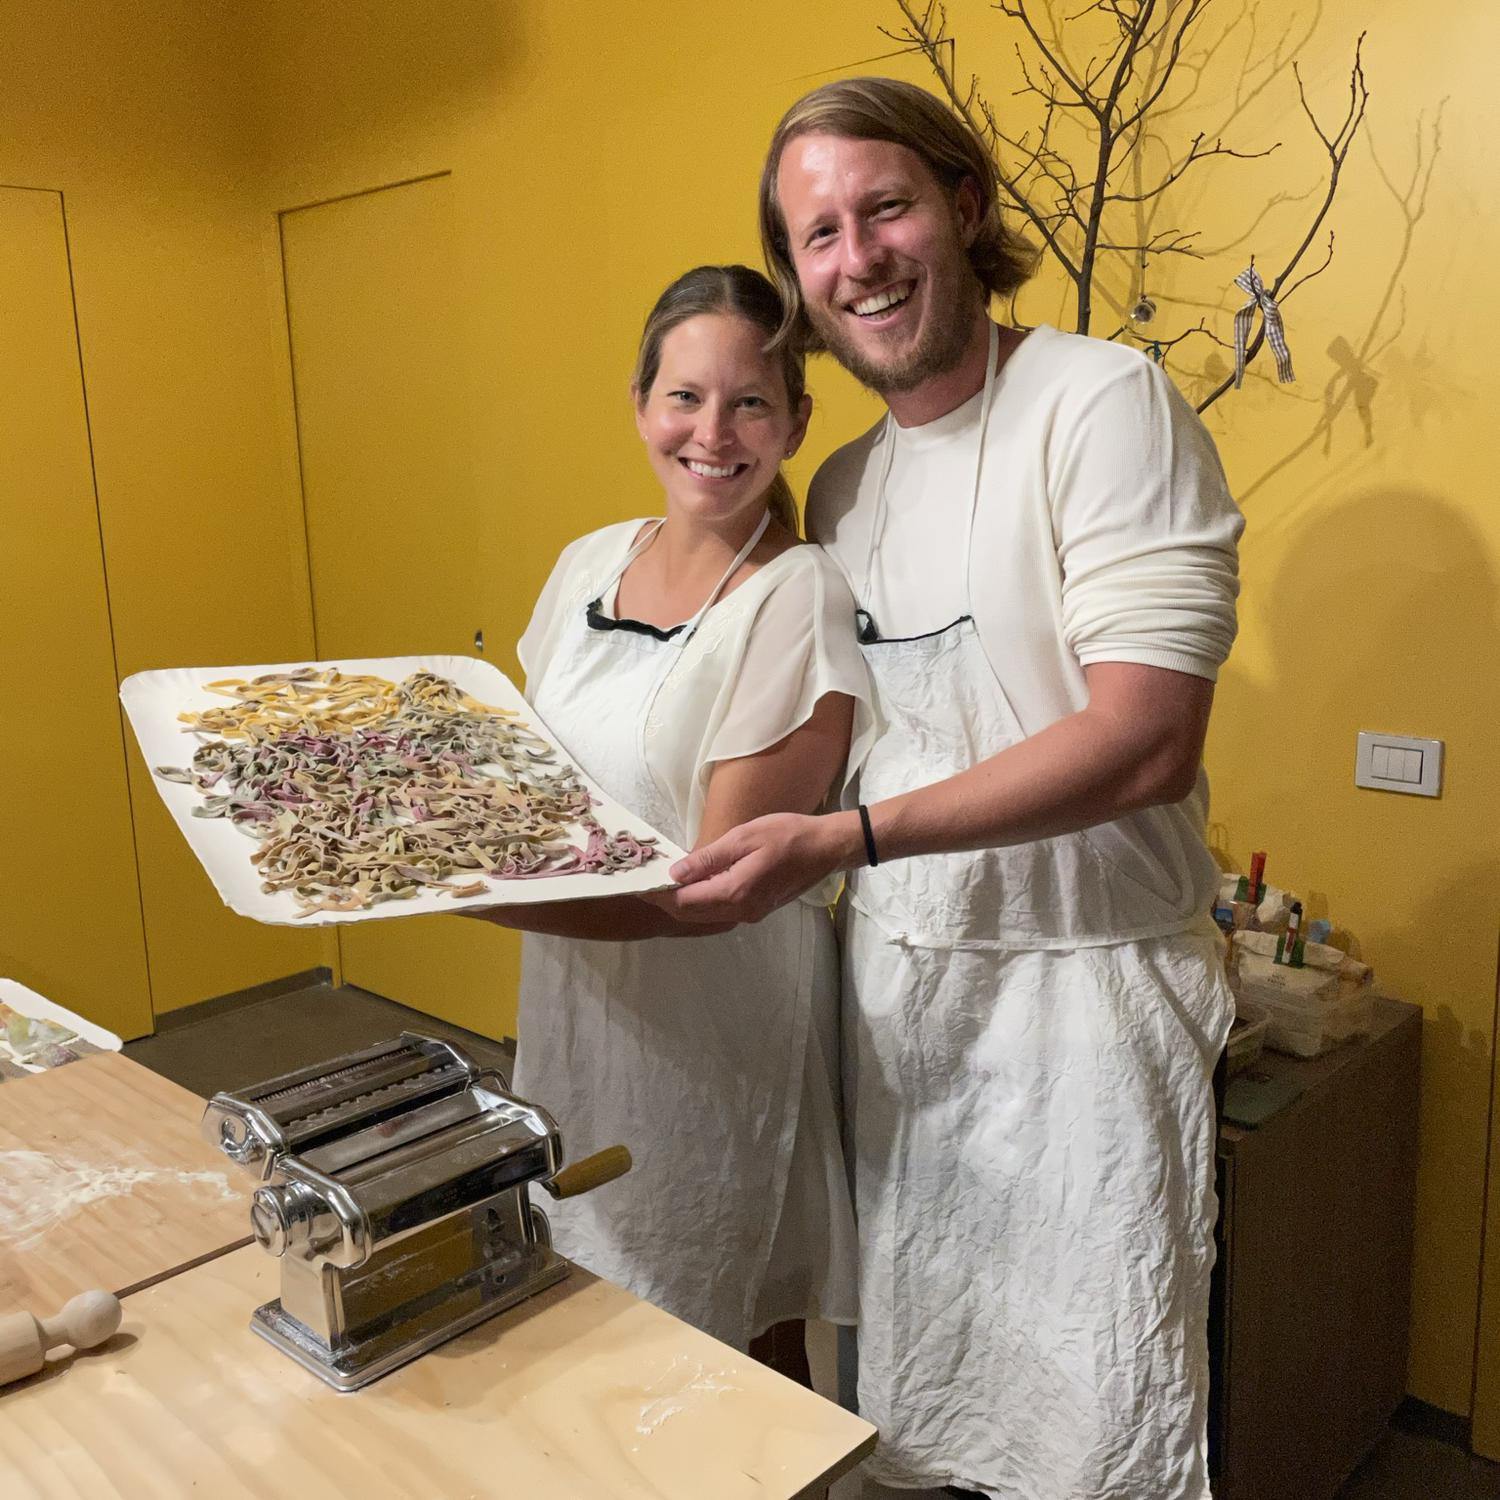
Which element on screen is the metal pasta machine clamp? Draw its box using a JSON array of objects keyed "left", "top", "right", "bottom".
[{"left": 203, "top": 1032, "right": 630, "bottom": 1391}]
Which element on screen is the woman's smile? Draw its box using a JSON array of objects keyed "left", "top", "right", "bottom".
[{"left": 679, "top": 457, "right": 750, "bottom": 480}]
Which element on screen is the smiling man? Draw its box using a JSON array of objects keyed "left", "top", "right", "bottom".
[{"left": 667, "top": 78, "right": 1245, "bottom": 1499}]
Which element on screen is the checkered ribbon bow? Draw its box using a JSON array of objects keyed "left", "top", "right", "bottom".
[{"left": 1233, "top": 264, "right": 1295, "bottom": 388}]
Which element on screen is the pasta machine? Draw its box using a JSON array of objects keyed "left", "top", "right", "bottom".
[{"left": 202, "top": 1032, "right": 629, "bottom": 1391}]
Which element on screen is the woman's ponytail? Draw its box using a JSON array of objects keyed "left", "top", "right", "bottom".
[{"left": 763, "top": 471, "right": 801, "bottom": 539}]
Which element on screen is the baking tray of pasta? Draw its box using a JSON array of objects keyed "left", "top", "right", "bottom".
[{"left": 120, "top": 654, "right": 684, "bottom": 926}]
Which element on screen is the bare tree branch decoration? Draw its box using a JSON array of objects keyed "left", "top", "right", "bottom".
[{"left": 884, "top": 0, "right": 1369, "bottom": 412}]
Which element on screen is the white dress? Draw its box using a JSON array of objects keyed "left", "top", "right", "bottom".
[
  {"left": 513, "top": 519, "right": 872, "bottom": 1349},
  {"left": 810, "top": 326, "right": 1240, "bottom": 1497}
]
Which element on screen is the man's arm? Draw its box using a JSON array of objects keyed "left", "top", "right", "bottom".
[{"left": 663, "top": 662, "right": 1212, "bottom": 924}]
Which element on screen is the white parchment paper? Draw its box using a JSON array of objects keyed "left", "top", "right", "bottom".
[
  {"left": 120, "top": 655, "right": 684, "bottom": 926},
  {"left": 0, "top": 979, "right": 123, "bottom": 1051}
]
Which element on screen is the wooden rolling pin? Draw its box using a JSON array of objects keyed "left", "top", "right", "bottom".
[
  {"left": 544, "top": 1144, "right": 632, "bottom": 1200},
  {"left": 0, "top": 1290, "right": 122, "bottom": 1385}
]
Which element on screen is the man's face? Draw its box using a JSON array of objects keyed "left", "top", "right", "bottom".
[{"left": 775, "top": 133, "right": 982, "bottom": 396}]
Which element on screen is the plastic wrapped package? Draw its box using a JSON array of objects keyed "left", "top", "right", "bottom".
[{"left": 1233, "top": 950, "right": 1373, "bottom": 1058}]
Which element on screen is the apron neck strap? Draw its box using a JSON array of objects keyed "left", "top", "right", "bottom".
[
  {"left": 600, "top": 509, "right": 772, "bottom": 643},
  {"left": 960, "top": 321, "right": 1002, "bottom": 588},
  {"left": 687, "top": 509, "right": 771, "bottom": 637}
]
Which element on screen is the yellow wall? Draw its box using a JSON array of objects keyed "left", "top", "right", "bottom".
[
  {"left": 0, "top": 5, "right": 331, "bottom": 1020},
  {"left": 275, "top": 173, "right": 524, "bottom": 1039},
  {"left": 3, "top": 0, "right": 1493, "bottom": 1413}
]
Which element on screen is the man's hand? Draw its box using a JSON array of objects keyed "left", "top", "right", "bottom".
[{"left": 656, "top": 810, "right": 862, "bottom": 925}]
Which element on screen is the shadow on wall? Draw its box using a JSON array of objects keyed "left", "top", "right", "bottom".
[
  {"left": 1173, "top": 102, "right": 1447, "bottom": 454},
  {"left": 241, "top": 0, "right": 524, "bottom": 164},
  {"left": 1232, "top": 106, "right": 1449, "bottom": 499}
]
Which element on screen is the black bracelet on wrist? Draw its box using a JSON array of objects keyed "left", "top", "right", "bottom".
[{"left": 857, "top": 804, "right": 879, "bottom": 868}]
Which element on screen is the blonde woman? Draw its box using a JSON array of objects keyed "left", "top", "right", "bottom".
[{"left": 472, "top": 266, "right": 869, "bottom": 1376}]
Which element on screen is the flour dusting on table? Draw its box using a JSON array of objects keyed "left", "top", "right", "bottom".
[
  {"left": 0, "top": 1148, "right": 237, "bottom": 1250},
  {"left": 634, "top": 1355, "right": 738, "bottom": 1436}
]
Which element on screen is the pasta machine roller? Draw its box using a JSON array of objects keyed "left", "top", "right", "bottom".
[{"left": 203, "top": 1032, "right": 630, "bottom": 1391}]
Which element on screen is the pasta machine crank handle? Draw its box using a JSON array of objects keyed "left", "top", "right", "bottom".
[{"left": 543, "top": 1145, "right": 633, "bottom": 1200}]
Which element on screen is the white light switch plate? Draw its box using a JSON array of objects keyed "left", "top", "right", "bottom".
[{"left": 1355, "top": 731, "right": 1443, "bottom": 797}]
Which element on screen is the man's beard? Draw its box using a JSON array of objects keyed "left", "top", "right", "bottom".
[{"left": 809, "top": 273, "right": 982, "bottom": 397}]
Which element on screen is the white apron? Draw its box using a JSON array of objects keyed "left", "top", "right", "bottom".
[
  {"left": 514, "top": 516, "right": 855, "bottom": 1349},
  {"left": 845, "top": 329, "right": 1233, "bottom": 1497}
]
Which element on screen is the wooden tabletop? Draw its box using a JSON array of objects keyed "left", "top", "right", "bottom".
[
  {"left": 0, "top": 1052, "right": 251, "bottom": 1311},
  {"left": 2, "top": 1245, "right": 877, "bottom": 1499}
]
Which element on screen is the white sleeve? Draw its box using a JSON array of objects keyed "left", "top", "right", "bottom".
[
  {"left": 1050, "top": 358, "right": 1244, "bottom": 681},
  {"left": 515, "top": 533, "right": 594, "bottom": 693},
  {"left": 700, "top": 550, "right": 874, "bottom": 800}
]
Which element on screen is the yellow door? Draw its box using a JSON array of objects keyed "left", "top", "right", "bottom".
[
  {"left": 0, "top": 186, "right": 153, "bottom": 1040},
  {"left": 279, "top": 173, "right": 518, "bottom": 1040}
]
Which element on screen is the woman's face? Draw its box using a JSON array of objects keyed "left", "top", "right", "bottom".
[{"left": 635, "top": 313, "right": 811, "bottom": 527}]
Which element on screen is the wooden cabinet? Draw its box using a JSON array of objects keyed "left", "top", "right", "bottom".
[{"left": 1210, "top": 997, "right": 1422, "bottom": 1499}]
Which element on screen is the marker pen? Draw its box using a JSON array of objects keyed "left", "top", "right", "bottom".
[{"left": 1278, "top": 900, "right": 1303, "bottom": 966}]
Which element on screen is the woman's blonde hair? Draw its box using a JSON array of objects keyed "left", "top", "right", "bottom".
[
  {"left": 632, "top": 264, "right": 806, "bottom": 537},
  {"left": 758, "top": 77, "right": 1037, "bottom": 351}
]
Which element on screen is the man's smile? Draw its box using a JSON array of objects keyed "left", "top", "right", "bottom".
[{"left": 845, "top": 279, "right": 917, "bottom": 323}]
